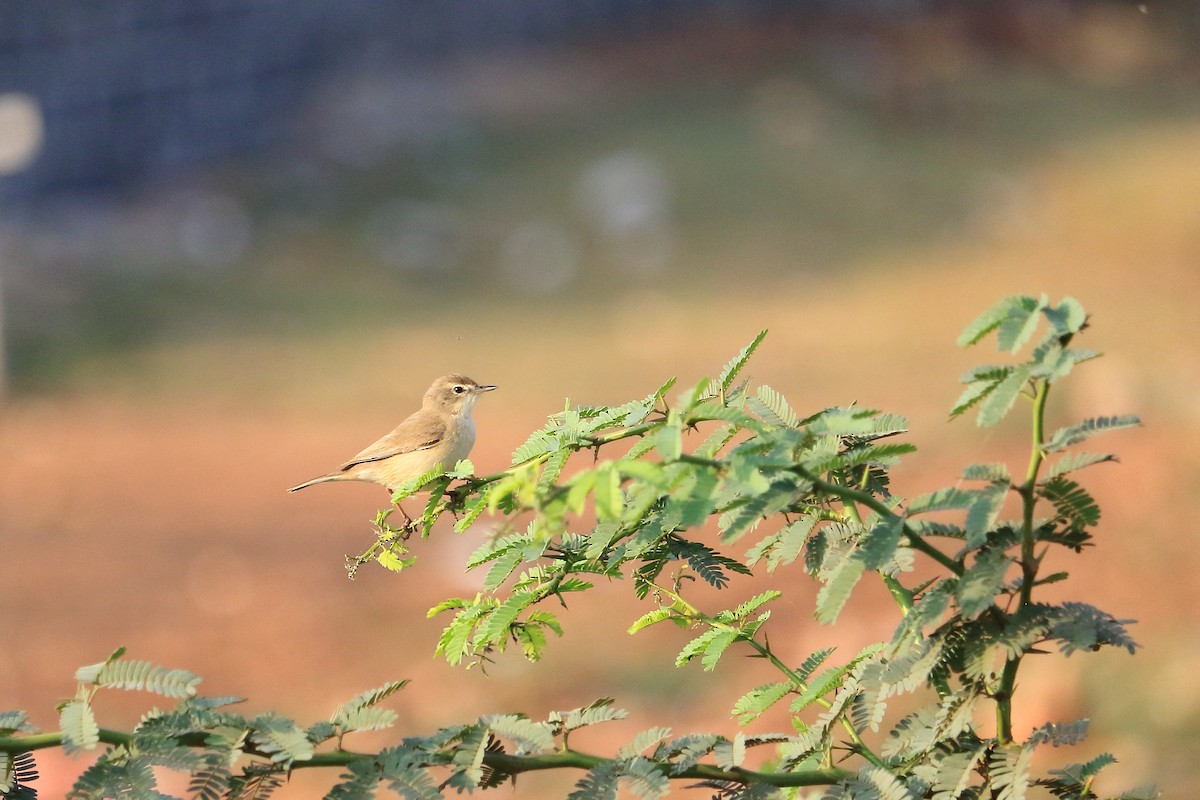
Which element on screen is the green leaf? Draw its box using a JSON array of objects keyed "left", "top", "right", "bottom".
[
  {"left": 568, "top": 763, "right": 619, "bottom": 800},
  {"left": 474, "top": 592, "right": 536, "bottom": 650},
  {"left": 988, "top": 743, "right": 1033, "bottom": 800},
  {"left": 789, "top": 646, "right": 881, "bottom": 714},
  {"left": 748, "top": 384, "right": 799, "bottom": 427},
  {"left": 618, "top": 727, "right": 672, "bottom": 759},
  {"left": 332, "top": 681, "right": 408, "bottom": 734},
  {"left": 1029, "top": 719, "right": 1089, "bottom": 747},
  {"left": 996, "top": 294, "right": 1045, "bottom": 354},
  {"left": 481, "top": 714, "right": 555, "bottom": 754},
  {"left": 620, "top": 756, "right": 671, "bottom": 800},
  {"left": 627, "top": 608, "right": 674, "bottom": 635},
  {"left": 957, "top": 547, "right": 1014, "bottom": 618},
  {"left": 950, "top": 366, "right": 1008, "bottom": 419},
  {"left": 964, "top": 482, "right": 1008, "bottom": 550},
  {"left": 1042, "top": 295, "right": 1087, "bottom": 336},
  {"left": 1042, "top": 415, "right": 1141, "bottom": 453},
  {"left": 593, "top": 463, "right": 624, "bottom": 523},
  {"left": 815, "top": 554, "right": 866, "bottom": 624},
  {"left": 0, "top": 711, "right": 34, "bottom": 736},
  {"left": 655, "top": 419, "right": 683, "bottom": 460},
  {"left": 718, "top": 330, "right": 768, "bottom": 392},
  {"left": 671, "top": 538, "right": 751, "bottom": 589},
  {"left": 1044, "top": 451, "right": 1116, "bottom": 480},
  {"left": 510, "top": 428, "right": 559, "bottom": 466},
  {"left": 250, "top": 714, "right": 314, "bottom": 765},
  {"left": 930, "top": 744, "right": 988, "bottom": 800},
  {"left": 1041, "top": 477, "right": 1101, "bottom": 529},
  {"left": 552, "top": 698, "right": 630, "bottom": 736},
  {"left": 676, "top": 627, "right": 729, "bottom": 669},
  {"left": 977, "top": 363, "right": 1032, "bottom": 427},
  {"left": 958, "top": 296, "right": 1029, "bottom": 347},
  {"left": 746, "top": 514, "right": 818, "bottom": 570},
  {"left": 860, "top": 514, "right": 906, "bottom": 571},
  {"left": 1047, "top": 602, "right": 1138, "bottom": 655},
  {"left": 732, "top": 682, "right": 791, "bottom": 724},
  {"left": 961, "top": 463, "right": 1011, "bottom": 483},
  {"left": 59, "top": 696, "right": 99, "bottom": 754},
  {"left": 856, "top": 764, "right": 913, "bottom": 800},
  {"left": 907, "top": 487, "right": 979, "bottom": 514}
]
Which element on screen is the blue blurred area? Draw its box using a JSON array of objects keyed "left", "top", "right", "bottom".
[
  {"left": 0, "top": 0, "right": 787, "bottom": 196},
  {"left": 0, "top": 1, "right": 1196, "bottom": 388}
]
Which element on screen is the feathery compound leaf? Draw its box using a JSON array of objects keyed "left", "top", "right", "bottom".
[
  {"left": 907, "top": 487, "right": 979, "bottom": 515},
  {"left": 958, "top": 295, "right": 1033, "bottom": 347},
  {"left": 989, "top": 744, "right": 1033, "bottom": 800},
  {"left": 1044, "top": 451, "right": 1116, "bottom": 480},
  {"left": 977, "top": 363, "right": 1032, "bottom": 427},
  {"left": 618, "top": 728, "right": 673, "bottom": 759},
  {"left": 670, "top": 538, "right": 751, "bottom": 589},
  {"left": 332, "top": 681, "right": 408, "bottom": 733},
  {"left": 859, "top": 514, "right": 906, "bottom": 571},
  {"left": 962, "top": 463, "right": 1011, "bottom": 483},
  {"left": 746, "top": 514, "right": 818, "bottom": 571},
  {"left": 728, "top": 590, "right": 782, "bottom": 620},
  {"left": 555, "top": 698, "right": 630, "bottom": 733},
  {"left": 374, "top": 749, "right": 440, "bottom": 800},
  {"left": 718, "top": 331, "right": 768, "bottom": 392},
  {"left": 857, "top": 764, "right": 915, "bottom": 800},
  {"left": 188, "top": 761, "right": 232, "bottom": 800},
  {"left": 510, "top": 428, "right": 559, "bottom": 466},
  {"left": 473, "top": 591, "right": 537, "bottom": 650},
  {"left": 1047, "top": 602, "right": 1138, "bottom": 655},
  {"left": 58, "top": 696, "right": 99, "bottom": 754},
  {"left": 1029, "top": 719, "right": 1090, "bottom": 747},
  {"left": 796, "top": 647, "right": 837, "bottom": 682},
  {"left": 482, "top": 714, "right": 555, "bottom": 754},
  {"left": 815, "top": 553, "right": 866, "bottom": 625},
  {"left": 628, "top": 608, "right": 675, "bottom": 635},
  {"left": 75, "top": 654, "right": 201, "bottom": 698},
  {"left": 931, "top": 744, "right": 988, "bottom": 800},
  {"left": 619, "top": 757, "right": 670, "bottom": 800},
  {"left": 250, "top": 715, "right": 315, "bottom": 765},
  {"left": 676, "top": 627, "right": 732, "bottom": 669},
  {"left": 956, "top": 548, "right": 1014, "bottom": 619},
  {"left": 732, "top": 682, "right": 792, "bottom": 724},
  {"left": 569, "top": 762, "right": 619, "bottom": 800},
  {"left": 1042, "top": 415, "right": 1140, "bottom": 453},
  {"left": 996, "top": 294, "right": 1046, "bottom": 354},
  {"left": 1040, "top": 477, "right": 1101, "bottom": 529},
  {"left": 950, "top": 367, "right": 1008, "bottom": 419},
  {"left": 1042, "top": 295, "right": 1087, "bottom": 336},
  {"left": 0, "top": 711, "right": 33, "bottom": 735},
  {"left": 748, "top": 384, "right": 799, "bottom": 427},
  {"left": 1045, "top": 753, "right": 1117, "bottom": 790}
]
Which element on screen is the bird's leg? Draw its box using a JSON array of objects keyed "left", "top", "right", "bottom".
[{"left": 393, "top": 501, "right": 417, "bottom": 535}]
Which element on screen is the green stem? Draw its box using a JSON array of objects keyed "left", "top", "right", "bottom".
[
  {"left": 742, "top": 638, "right": 889, "bottom": 771},
  {"left": 996, "top": 380, "right": 1050, "bottom": 744},
  {"left": 797, "top": 469, "right": 963, "bottom": 577},
  {"left": 0, "top": 730, "right": 853, "bottom": 788}
]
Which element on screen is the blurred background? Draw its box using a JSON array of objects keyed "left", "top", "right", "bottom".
[{"left": 1, "top": 1, "right": 1198, "bottom": 796}]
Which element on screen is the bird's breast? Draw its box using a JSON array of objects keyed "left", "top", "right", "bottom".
[{"left": 445, "top": 417, "right": 477, "bottom": 466}]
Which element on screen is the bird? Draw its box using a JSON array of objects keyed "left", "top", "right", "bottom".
[{"left": 288, "top": 374, "right": 496, "bottom": 495}]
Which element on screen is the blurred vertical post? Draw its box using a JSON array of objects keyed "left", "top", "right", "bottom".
[{"left": 0, "top": 92, "right": 46, "bottom": 398}]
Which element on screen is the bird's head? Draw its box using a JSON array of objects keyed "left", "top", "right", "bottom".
[{"left": 425, "top": 374, "right": 497, "bottom": 415}]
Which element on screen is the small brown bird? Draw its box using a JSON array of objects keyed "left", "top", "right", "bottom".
[{"left": 288, "top": 374, "right": 496, "bottom": 495}]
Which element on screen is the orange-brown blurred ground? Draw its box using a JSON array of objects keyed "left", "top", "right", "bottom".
[{"left": 3, "top": 118, "right": 1200, "bottom": 797}]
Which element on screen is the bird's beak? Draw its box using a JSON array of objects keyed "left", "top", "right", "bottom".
[{"left": 478, "top": 384, "right": 498, "bottom": 393}]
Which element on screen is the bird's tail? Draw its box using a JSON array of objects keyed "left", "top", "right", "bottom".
[{"left": 287, "top": 474, "right": 338, "bottom": 492}]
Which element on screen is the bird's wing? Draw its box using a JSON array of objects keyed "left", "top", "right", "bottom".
[{"left": 339, "top": 413, "right": 447, "bottom": 470}]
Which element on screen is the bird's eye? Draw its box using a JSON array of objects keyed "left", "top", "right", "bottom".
[{"left": 453, "top": 385, "right": 466, "bottom": 394}]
